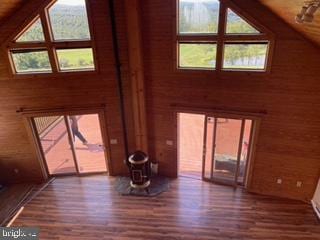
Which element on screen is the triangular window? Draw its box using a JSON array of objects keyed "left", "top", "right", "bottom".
[
  {"left": 226, "top": 8, "right": 260, "bottom": 34},
  {"left": 16, "top": 18, "right": 45, "bottom": 42}
]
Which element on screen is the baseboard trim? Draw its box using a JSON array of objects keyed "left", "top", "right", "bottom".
[{"left": 311, "top": 200, "right": 320, "bottom": 220}]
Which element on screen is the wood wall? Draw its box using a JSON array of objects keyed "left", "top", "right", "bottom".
[
  {"left": 0, "top": 0, "right": 134, "bottom": 183},
  {"left": 0, "top": 0, "right": 319, "bottom": 201},
  {"left": 141, "top": 0, "right": 320, "bottom": 201}
]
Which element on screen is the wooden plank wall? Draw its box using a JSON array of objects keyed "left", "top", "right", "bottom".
[
  {"left": 0, "top": 0, "right": 134, "bottom": 183},
  {"left": 141, "top": 0, "right": 320, "bottom": 201},
  {"left": 0, "top": 0, "right": 319, "bottom": 202}
]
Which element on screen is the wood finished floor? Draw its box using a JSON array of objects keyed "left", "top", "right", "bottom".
[
  {"left": 0, "top": 183, "right": 33, "bottom": 225},
  {"left": 13, "top": 175, "right": 320, "bottom": 240}
]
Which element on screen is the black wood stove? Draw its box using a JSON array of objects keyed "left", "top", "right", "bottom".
[{"left": 128, "top": 151, "right": 151, "bottom": 190}]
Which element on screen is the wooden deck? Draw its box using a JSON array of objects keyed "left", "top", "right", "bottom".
[{"left": 12, "top": 175, "right": 320, "bottom": 240}]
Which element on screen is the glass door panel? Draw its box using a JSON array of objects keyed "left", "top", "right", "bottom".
[
  {"left": 238, "top": 119, "right": 252, "bottom": 184},
  {"left": 213, "top": 118, "right": 242, "bottom": 184},
  {"left": 68, "top": 114, "right": 107, "bottom": 173},
  {"left": 33, "top": 116, "right": 77, "bottom": 175},
  {"left": 202, "top": 115, "right": 254, "bottom": 186},
  {"left": 203, "top": 117, "right": 215, "bottom": 179}
]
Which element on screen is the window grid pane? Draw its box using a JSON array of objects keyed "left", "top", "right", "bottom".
[
  {"left": 226, "top": 8, "right": 260, "bottom": 34},
  {"left": 223, "top": 43, "right": 268, "bottom": 70},
  {"left": 49, "top": 0, "right": 91, "bottom": 41},
  {"left": 179, "top": 0, "right": 220, "bottom": 34},
  {"left": 56, "top": 48, "right": 95, "bottom": 71},
  {"left": 16, "top": 18, "right": 45, "bottom": 42},
  {"left": 11, "top": 51, "right": 52, "bottom": 73},
  {"left": 179, "top": 43, "right": 217, "bottom": 69}
]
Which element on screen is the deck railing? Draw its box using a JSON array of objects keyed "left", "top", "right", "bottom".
[{"left": 34, "top": 116, "right": 62, "bottom": 135}]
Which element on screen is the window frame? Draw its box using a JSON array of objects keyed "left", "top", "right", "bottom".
[
  {"left": 9, "top": 48, "right": 52, "bottom": 74},
  {"left": 55, "top": 47, "right": 95, "bottom": 72},
  {"left": 7, "top": 0, "right": 98, "bottom": 76},
  {"left": 222, "top": 41, "right": 270, "bottom": 71},
  {"left": 175, "top": 0, "right": 275, "bottom": 73},
  {"left": 178, "top": 41, "right": 218, "bottom": 70}
]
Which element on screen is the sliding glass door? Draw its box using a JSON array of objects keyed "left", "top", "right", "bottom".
[
  {"left": 32, "top": 113, "right": 108, "bottom": 176},
  {"left": 202, "top": 116, "right": 253, "bottom": 186},
  {"left": 33, "top": 115, "right": 77, "bottom": 175},
  {"left": 69, "top": 114, "right": 107, "bottom": 173}
]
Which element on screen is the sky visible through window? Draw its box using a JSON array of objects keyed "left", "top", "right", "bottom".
[{"left": 56, "top": 0, "right": 85, "bottom": 6}]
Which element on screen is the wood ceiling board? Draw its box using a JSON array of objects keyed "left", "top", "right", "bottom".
[
  {"left": 259, "top": 0, "right": 320, "bottom": 45},
  {"left": 0, "top": 0, "right": 24, "bottom": 25}
]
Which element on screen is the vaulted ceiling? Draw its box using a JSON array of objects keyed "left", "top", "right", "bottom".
[
  {"left": 0, "top": 0, "right": 24, "bottom": 25},
  {"left": 259, "top": 0, "right": 320, "bottom": 46},
  {"left": 0, "top": 0, "right": 320, "bottom": 46}
]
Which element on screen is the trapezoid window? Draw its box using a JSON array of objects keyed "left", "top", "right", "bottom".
[
  {"left": 176, "top": 0, "right": 273, "bottom": 72},
  {"left": 9, "top": 0, "right": 95, "bottom": 75}
]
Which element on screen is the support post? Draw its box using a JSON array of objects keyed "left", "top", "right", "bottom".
[{"left": 124, "top": 0, "right": 148, "bottom": 153}]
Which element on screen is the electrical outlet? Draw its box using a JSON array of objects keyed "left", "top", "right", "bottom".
[
  {"left": 276, "top": 178, "right": 282, "bottom": 184},
  {"left": 296, "top": 181, "right": 302, "bottom": 187},
  {"left": 14, "top": 168, "right": 19, "bottom": 174},
  {"left": 166, "top": 140, "right": 173, "bottom": 146},
  {"left": 110, "top": 139, "right": 118, "bottom": 145}
]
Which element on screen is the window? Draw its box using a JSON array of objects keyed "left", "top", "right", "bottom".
[
  {"left": 179, "top": 43, "right": 217, "bottom": 69},
  {"left": 177, "top": 0, "right": 273, "bottom": 72},
  {"left": 179, "top": 0, "right": 220, "bottom": 34},
  {"left": 223, "top": 43, "right": 268, "bottom": 70},
  {"left": 56, "top": 48, "right": 94, "bottom": 71},
  {"left": 15, "top": 18, "right": 45, "bottom": 42},
  {"left": 11, "top": 50, "right": 51, "bottom": 73},
  {"left": 48, "top": 0, "right": 91, "bottom": 40},
  {"left": 9, "top": 0, "right": 95, "bottom": 74},
  {"left": 225, "top": 9, "right": 259, "bottom": 34}
]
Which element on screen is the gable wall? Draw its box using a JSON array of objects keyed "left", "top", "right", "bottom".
[
  {"left": 0, "top": 0, "right": 319, "bottom": 201},
  {"left": 0, "top": 0, "right": 134, "bottom": 183},
  {"left": 141, "top": 0, "right": 320, "bottom": 201}
]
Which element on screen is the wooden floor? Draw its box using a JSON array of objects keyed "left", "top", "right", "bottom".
[
  {"left": 12, "top": 175, "right": 320, "bottom": 240},
  {"left": 0, "top": 183, "right": 33, "bottom": 225}
]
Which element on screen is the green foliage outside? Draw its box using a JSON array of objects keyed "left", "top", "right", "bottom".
[
  {"left": 179, "top": 2, "right": 267, "bottom": 69},
  {"left": 13, "top": 51, "right": 51, "bottom": 72},
  {"left": 17, "top": 19, "right": 44, "bottom": 42},
  {"left": 223, "top": 44, "right": 267, "bottom": 69},
  {"left": 179, "top": 1, "right": 219, "bottom": 33},
  {"left": 14, "top": 2, "right": 267, "bottom": 72},
  {"left": 14, "top": 4, "right": 93, "bottom": 72},
  {"left": 226, "top": 9, "right": 259, "bottom": 34},
  {"left": 57, "top": 49, "right": 94, "bottom": 70},
  {"left": 180, "top": 44, "right": 216, "bottom": 68},
  {"left": 49, "top": 5, "right": 90, "bottom": 40}
]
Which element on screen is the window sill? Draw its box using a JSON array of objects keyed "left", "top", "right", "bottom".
[{"left": 11, "top": 69, "right": 99, "bottom": 79}]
